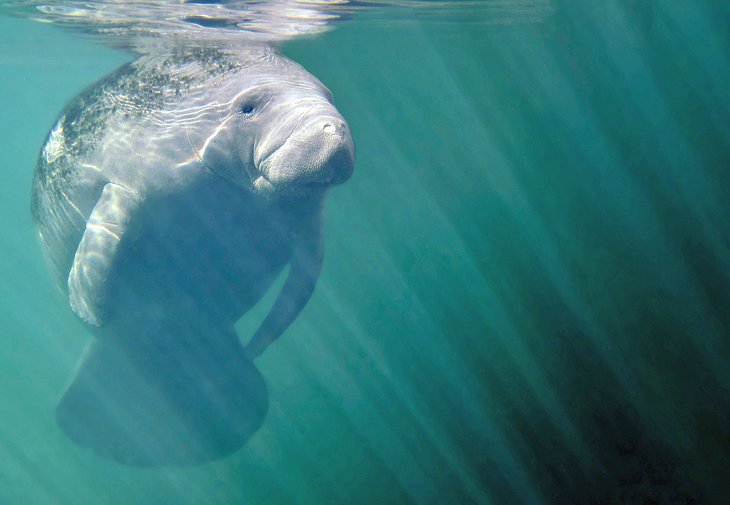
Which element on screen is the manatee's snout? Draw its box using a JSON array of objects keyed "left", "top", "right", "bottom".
[
  {"left": 256, "top": 109, "right": 355, "bottom": 194},
  {"left": 301, "top": 115, "right": 355, "bottom": 185}
]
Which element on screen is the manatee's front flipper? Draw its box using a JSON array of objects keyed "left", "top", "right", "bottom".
[
  {"left": 68, "top": 183, "right": 141, "bottom": 326},
  {"left": 245, "top": 220, "right": 324, "bottom": 359}
]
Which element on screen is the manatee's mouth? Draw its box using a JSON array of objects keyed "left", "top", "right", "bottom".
[
  {"left": 254, "top": 142, "right": 279, "bottom": 174},
  {"left": 251, "top": 147, "right": 279, "bottom": 193},
  {"left": 252, "top": 174, "right": 329, "bottom": 196}
]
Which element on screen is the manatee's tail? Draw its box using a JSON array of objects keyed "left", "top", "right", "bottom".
[{"left": 56, "top": 328, "right": 268, "bottom": 466}]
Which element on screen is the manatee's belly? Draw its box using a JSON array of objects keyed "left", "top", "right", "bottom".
[{"left": 108, "top": 184, "right": 294, "bottom": 327}]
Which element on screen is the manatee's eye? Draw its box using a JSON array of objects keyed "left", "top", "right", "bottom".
[{"left": 239, "top": 104, "right": 255, "bottom": 115}]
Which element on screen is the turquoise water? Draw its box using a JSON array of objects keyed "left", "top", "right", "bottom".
[{"left": 1, "top": 1, "right": 730, "bottom": 503}]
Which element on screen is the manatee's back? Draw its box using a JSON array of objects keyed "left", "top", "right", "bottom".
[
  {"left": 31, "top": 49, "right": 255, "bottom": 289},
  {"left": 32, "top": 61, "right": 151, "bottom": 288}
]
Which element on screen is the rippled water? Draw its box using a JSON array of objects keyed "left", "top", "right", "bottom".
[
  {"left": 3, "top": 0, "right": 552, "bottom": 48},
  {"left": 2, "top": 1, "right": 730, "bottom": 504}
]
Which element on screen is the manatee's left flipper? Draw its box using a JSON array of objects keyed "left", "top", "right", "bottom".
[
  {"left": 246, "top": 221, "right": 324, "bottom": 359},
  {"left": 68, "top": 183, "right": 141, "bottom": 326}
]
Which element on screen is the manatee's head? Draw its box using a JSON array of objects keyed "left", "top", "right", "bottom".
[{"left": 203, "top": 56, "right": 355, "bottom": 198}]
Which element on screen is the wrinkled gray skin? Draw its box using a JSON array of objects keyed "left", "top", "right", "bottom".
[{"left": 31, "top": 47, "right": 354, "bottom": 466}]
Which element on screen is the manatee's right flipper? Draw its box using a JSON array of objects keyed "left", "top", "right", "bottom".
[
  {"left": 245, "top": 215, "right": 324, "bottom": 359},
  {"left": 68, "top": 183, "right": 141, "bottom": 326},
  {"left": 56, "top": 325, "right": 268, "bottom": 466}
]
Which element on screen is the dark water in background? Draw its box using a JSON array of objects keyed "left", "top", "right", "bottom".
[{"left": 1, "top": 1, "right": 730, "bottom": 503}]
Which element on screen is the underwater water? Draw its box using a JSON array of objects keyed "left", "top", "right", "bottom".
[{"left": 1, "top": 0, "right": 730, "bottom": 503}]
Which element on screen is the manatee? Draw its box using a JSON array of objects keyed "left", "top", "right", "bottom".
[{"left": 31, "top": 46, "right": 355, "bottom": 466}]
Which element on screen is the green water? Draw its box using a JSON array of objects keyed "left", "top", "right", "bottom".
[{"left": 1, "top": 1, "right": 730, "bottom": 503}]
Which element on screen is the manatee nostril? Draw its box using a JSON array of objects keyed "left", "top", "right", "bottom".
[{"left": 322, "top": 121, "right": 347, "bottom": 139}]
